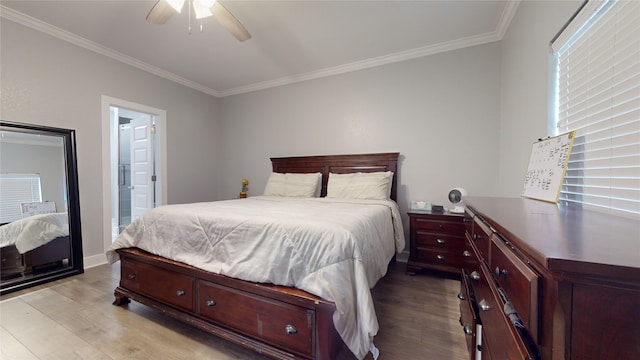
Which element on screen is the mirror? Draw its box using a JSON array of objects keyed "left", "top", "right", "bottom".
[{"left": 0, "top": 120, "right": 83, "bottom": 295}]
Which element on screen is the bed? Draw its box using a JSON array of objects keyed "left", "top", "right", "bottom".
[
  {"left": 0, "top": 212, "right": 71, "bottom": 278},
  {"left": 107, "top": 152, "right": 403, "bottom": 360}
]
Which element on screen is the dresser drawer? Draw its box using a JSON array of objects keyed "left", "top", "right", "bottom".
[
  {"left": 463, "top": 233, "right": 479, "bottom": 275},
  {"left": 464, "top": 209, "right": 474, "bottom": 235},
  {"left": 471, "top": 217, "right": 492, "bottom": 261},
  {"left": 415, "top": 231, "right": 465, "bottom": 249},
  {"left": 121, "top": 259, "right": 195, "bottom": 312},
  {"left": 412, "top": 216, "right": 465, "bottom": 233},
  {"left": 197, "top": 280, "right": 314, "bottom": 358},
  {"left": 490, "top": 234, "right": 539, "bottom": 340},
  {"left": 459, "top": 271, "right": 477, "bottom": 360},
  {"left": 472, "top": 265, "right": 534, "bottom": 360}
]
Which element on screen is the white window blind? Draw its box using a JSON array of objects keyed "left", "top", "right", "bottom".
[
  {"left": 0, "top": 173, "right": 43, "bottom": 223},
  {"left": 553, "top": 0, "right": 640, "bottom": 216}
]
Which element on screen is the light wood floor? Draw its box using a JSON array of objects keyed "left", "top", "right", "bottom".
[{"left": 0, "top": 261, "right": 468, "bottom": 360}]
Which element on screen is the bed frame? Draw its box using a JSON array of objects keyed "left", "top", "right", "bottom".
[
  {"left": 113, "top": 152, "right": 400, "bottom": 360},
  {"left": 0, "top": 235, "right": 71, "bottom": 279}
]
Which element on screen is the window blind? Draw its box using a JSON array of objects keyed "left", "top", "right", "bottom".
[
  {"left": 554, "top": 0, "right": 640, "bottom": 216},
  {"left": 0, "top": 173, "right": 43, "bottom": 223}
]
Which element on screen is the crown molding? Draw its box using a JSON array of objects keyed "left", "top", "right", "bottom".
[
  {"left": 218, "top": 30, "right": 503, "bottom": 97},
  {"left": 496, "top": 0, "right": 521, "bottom": 39},
  {"left": 2, "top": 2, "right": 519, "bottom": 98}
]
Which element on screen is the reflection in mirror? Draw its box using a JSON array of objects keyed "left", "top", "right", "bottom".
[{"left": 0, "top": 121, "right": 83, "bottom": 295}]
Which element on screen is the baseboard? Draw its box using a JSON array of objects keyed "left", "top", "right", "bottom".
[
  {"left": 396, "top": 250, "right": 409, "bottom": 263},
  {"left": 84, "top": 253, "right": 108, "bottom": 269}
]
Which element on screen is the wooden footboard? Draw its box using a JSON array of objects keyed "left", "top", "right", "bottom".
[
  {"left": 0, "top": 236, "right": 71, "bottom": 278},
  {"left": 113, "top": 248, "right": 344, "bottom": 360},
  {"left": 24, "top": 235, "right": 71, "bottom": 273}
]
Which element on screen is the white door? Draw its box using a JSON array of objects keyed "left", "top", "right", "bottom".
[{"left": 130, "top": 116, "right": 154, "bottom": 222}]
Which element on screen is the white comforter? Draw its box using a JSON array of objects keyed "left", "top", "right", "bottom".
[
  {"left": 106, "top": 196, "right": 405, "bottom": 360},
  {"left": 0, "top": 212, "right": 69, "bottom": 253}
]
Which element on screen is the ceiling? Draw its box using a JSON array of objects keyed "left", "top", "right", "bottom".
[{"left": 1, "top": 1, "right": 519, "bottom": 97}]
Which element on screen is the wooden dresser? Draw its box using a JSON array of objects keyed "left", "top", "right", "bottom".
[
  {"left": 406, "top": 210, "right": 466, "bottom": 276},
  {"left": 458, "top": 197, "right": 640, "bottom": 360}
]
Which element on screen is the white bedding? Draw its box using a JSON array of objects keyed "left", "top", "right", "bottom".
[
  {"left": 106, "top": 196, "right": 405, "bottom": 360},
  {"left": 0, "top": 212, "right": 69, "bottom": 253}
]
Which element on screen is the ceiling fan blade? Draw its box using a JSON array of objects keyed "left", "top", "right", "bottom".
[
  {"left": 146, "top": 0, "right": 176, "bottom": 25},
  {"left": 211, "top": 2, "right": 252, "bottom": 42}
]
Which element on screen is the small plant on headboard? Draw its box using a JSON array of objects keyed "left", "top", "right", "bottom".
[{"left": 240, "top": 179, "right": 249, "bottom": 198}]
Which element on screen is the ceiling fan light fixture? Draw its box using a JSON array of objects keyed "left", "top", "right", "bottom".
[
  {"left": 165, "top": 0, "right": 186, "bottom": 13},
  {"left": 146, "top": 0, "right": 250, "bottom": 41},
  {"left": 199, "top": 0, "right": 217, "bottom": 8},
  {"left": 193, "top": 0, "right": 214, "bottom": 19}
]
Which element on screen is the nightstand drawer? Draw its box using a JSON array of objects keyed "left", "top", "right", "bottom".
[
  {"left": 412, "top": 216, "right": 465, "bottom": 232},
  {"left": 412, "top": 247, "right": 468, "bottom": 268},
  {"left": 414, "top": 231, "right": 465, "bottom": 249}
]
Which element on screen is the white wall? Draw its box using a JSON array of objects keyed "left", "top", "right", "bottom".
[
  {"left": 1, "top": 0, "right": 585, "bottom": 260},
  {"left": 498, "top": 0, "right": 583, "bottom": 195},
  {"left": 218, "top": 43, "right": 503, "bottom": 243},
  {"left": 0, "top": 141, "right": 66, "bottom": 215},
  {"left": 1, "top": 21, "right": 222, "bottom": 259}
]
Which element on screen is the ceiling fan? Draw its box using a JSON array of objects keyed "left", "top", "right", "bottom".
[{"left": 146, "top": 0, "right": 251, "bottom": 42}]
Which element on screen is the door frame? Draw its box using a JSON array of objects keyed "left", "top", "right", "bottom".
[{"left": 101, "top": 95, "right": 167, "bottom": 253}]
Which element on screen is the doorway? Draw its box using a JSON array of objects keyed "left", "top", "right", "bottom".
[
  {"left": 114, "top": 109, "right": 156, "bottom": 233},
  {"left": 101, "top": 96, "right": 167, "bottom": 252}
]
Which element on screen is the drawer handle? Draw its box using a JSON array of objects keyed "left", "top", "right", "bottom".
[
  {"left": 462, "top": 250, "right": 472, "bottom": 257},
  {"left": 495, "top": 266, "right": 508, "bottom": 277},
  {"left": 463, "top": 217, "right": 471, "bottom": 223},
  {"left": 478, "top": 299, "right": 491, "bottom": 311},
  {"left": 473, "top": 234, "right": 481, "bottom": 240},
  {"left": 457, "top": 292, "right": 466, "bottom": 300},
  {"left": 127, "top": 273, "right": 136, "bottom": 279},
  {"left": 439, "top": 224, "right": 444, "bottom": 229},
  {"left": 175, "top": 290, "right": 186, "bottom": 296},
  {"left": 463, "top": 325, "right": 473, "bottom": 335},
  {"left": 470, "top": 271, "right": 480, "bottom": 281},
  {"left": 436, "top": 254, "right": 446, "bottom": 261},
  {"left": 206, "top": 299, "right": 216, "bottom": 307},
  {"left": 436, "top": 238, "right": 445, "bottom": 244},
  {"left": 285, "top": 324, "right": 298, "bottom": 335}
]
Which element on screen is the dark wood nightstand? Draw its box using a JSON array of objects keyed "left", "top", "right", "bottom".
[{"left": 406, "top": 210, "right": 466, "bottom": 276}]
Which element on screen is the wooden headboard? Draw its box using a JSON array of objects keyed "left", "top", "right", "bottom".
[{"left": 271, "top": 152, "right": 400, "bottom": 201}]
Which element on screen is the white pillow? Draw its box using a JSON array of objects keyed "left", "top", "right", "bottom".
[
  {"left": 326, "top": 171, "right": 393, "bottom": 200},
  {"left": 263, "top": 172, "right": 323, "bottom": 198}
]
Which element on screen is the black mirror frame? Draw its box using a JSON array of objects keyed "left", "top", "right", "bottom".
[{"left": 0, "top": 120, "right": 84, "bottom": 295}]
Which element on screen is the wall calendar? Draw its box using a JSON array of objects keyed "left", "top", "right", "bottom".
[
  {"left": 522, "top": 131, "right": 576, "bottom": 203},
  {"left": 20, "top": 201, "right": 57, "bottom": 218}
]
